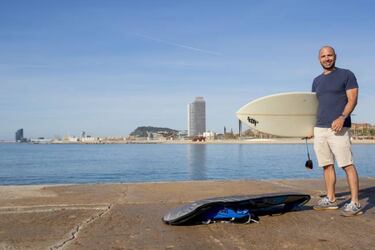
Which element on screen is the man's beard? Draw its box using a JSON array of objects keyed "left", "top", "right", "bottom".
[{"left": 321, "top": 62, "right": 335, "bottom": 70}]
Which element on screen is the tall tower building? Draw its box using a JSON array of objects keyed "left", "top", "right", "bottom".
[{"left": 188, "top": 97, "right": 206, "bottom": 137}]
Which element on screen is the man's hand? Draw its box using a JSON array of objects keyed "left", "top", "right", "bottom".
[{"left": 331, "top": 116, "right": 345, "bottom": 132}]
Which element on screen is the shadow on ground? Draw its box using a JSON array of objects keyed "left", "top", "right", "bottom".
[{"left": 318, "top": 185, "right": 375, "bottom": 212}]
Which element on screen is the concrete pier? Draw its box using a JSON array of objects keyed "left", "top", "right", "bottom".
[{"left": 0, "top": 178, "right": 374, "bottom": 249}]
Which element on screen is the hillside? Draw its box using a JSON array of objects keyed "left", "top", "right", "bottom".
[{"left": 130, "top": 126, "right": 179, "bottom": 137}]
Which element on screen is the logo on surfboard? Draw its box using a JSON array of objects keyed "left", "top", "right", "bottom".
[{"left": 247, "top": 117, "right": 259, "bottom": 126}]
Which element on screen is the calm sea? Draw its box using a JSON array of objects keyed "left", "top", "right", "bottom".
[{"left": 0, "top": 143, "right": 374, "bottom": 185}]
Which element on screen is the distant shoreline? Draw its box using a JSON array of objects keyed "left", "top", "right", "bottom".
[
  {"left": 138, "top": 138, "right": 375, "bottom": 144},
  {"left": 2, "top": 138, "right": 375, "bottom": 144}
]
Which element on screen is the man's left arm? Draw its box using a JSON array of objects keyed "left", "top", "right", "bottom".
[{"left": 331, "top": 88, "right": 359, "bottom": 132}]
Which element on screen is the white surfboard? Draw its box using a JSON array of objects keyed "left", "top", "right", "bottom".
[{"left": 236, "top": 92, "right": 318, "bottom": 137}]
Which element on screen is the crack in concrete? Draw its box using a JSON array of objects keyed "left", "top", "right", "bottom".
[
  {"left": 49, "top": 187, "right": 128, "bottom": 250},
  {"left": 49, "top": 204, "right": 112, "bottom": 250},
  {"left": 117, "top": 185, "right": 129, "bottom": 204},
  {"left": 208, "top": 235, "right": 226, "bottom": 249}
]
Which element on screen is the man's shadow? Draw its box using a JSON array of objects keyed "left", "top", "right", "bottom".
[{"left": 318, "top": 185, "right": 375, "bottom": 212}]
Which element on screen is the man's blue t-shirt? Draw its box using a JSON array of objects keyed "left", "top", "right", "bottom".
[{"left": 312, "top": 67, "right": 358, "bottom": 128}]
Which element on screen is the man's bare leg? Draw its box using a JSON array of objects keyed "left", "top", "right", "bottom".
[
  {"left": 323, "top": 164, "right": 336, "bottom": 201},
  {"left": 343, "top": 164, "right": 359, "bottom": 204}
]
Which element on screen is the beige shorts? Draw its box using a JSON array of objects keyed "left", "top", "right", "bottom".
[{"left": 313, "top": 127, "right": 354, "bottom": 168}]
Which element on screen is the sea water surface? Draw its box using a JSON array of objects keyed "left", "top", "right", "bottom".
[{"left": 0, "top": 143, "right": 374, "bottom": 185}]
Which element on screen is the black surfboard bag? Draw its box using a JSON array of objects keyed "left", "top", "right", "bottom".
[{"left": 163, "top": 192, "right": 310, "bottom": 225}]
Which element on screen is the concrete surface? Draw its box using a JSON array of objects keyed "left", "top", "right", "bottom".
[{"left": 0, "top": 178, "right": 374, "bottom": 250}]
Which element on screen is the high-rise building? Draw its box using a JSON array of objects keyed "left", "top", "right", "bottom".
[
  {"left": 188, "top": 97, "right": 206, "bottom": 137},
  {"left": 15, "top": 129, "right": 24, "bottom": 142}
]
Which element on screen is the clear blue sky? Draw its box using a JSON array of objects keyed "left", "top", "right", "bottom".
[{"left": 1, "top": 0, "right": 375, "bottom": 140}]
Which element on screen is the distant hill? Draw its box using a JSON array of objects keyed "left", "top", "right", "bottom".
[{"left": 130, "top": 126, "right": 179, "bottom": 137}]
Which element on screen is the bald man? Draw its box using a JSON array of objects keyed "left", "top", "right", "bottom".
[{"left": 312, "top": 46, "right": 362, "bottom": 216}]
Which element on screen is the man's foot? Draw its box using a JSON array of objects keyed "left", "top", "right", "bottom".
[
  {"left": 341, "top": 201, "right": 363, "bottom": 217},
  {"left": 313, "top": 196, "right": 339, "bottom": 210}
]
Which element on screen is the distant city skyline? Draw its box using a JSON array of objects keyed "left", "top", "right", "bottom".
[{"left": 1, "top": 1, "right": 375, "bottom": 140}]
